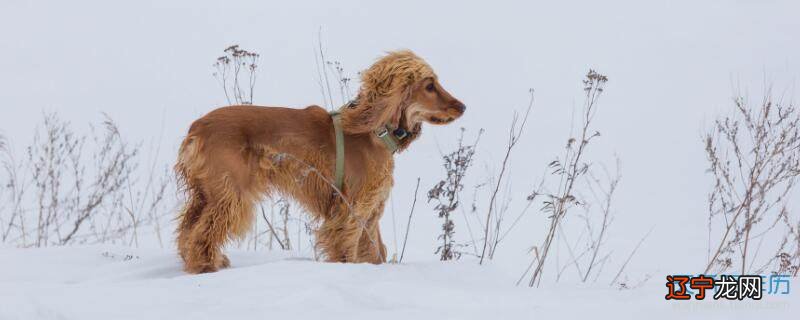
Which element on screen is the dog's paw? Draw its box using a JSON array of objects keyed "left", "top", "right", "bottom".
[
  {"left": 185, "top": 263, "right": 218, "bottom": 274},
  {"left": 218, "top": 254, "right": 231, "bottom": 269}
]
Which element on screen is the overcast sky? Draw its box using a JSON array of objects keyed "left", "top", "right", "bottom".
[{"left": 1, "top": 0, "right": 799, "bottom": 278}]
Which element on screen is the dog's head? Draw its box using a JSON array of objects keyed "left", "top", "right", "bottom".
[
  {"left": 404, "top": 75, "right": 466, "bottom": 126},
  {"left": 346, "top": 50, "right": 465, "bottom": 151}
]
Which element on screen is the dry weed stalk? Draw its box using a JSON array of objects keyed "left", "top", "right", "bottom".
[
  {"left": 0, "top": 113, "right": 171, "bottom": 247},
  {"left": 479, "top": 90, "right": 534, "bottom": 264},
  {"left": 1, "top": 134, "right": 29, "bottom": 243},
  {"left": 609, "top": 226, "right": 653, "bottom": 287},
  {"left": 314, "top": 31, "right": 355, "bottom": 110},
  {"left": 771, "top": 216, "right": 800, "bottom": 276},
  {"left": 428, "top": 128, "right": 482, "bottom": 261},
  {"left": 213, "top": 44, "right": 260, "bottom": 105},
  {"left": 704, "top": 94, "right": 800, "bottom": 275},
  {"left": 578, "top": 164, "right": 620, "bottom": 282},
  {"left": 525, "top": 70, "right": 609, "bottom": 287},
  {"left": 553, "top": 161, "right": 621, "bottom": 283},
  {"left": 259, "top": 203, "right": 288, "bottom": 250},
  {"left": 399, "top": 178, "right": 421, "bottom": 263}
]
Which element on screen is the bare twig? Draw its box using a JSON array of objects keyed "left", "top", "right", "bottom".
[
  {"left": 479, "top": 90, "right": 535, "bottom": 264},
  {"left": 703, "top": 93, "right": 800, "bottom": 274},
  {"left": 399, "top": 178, "right": 421, "bottom": 263},
  {"left": 260, "top": 204, "right": 286, "bottom": 250},
  {"left": 528, "top": 70, "right": 608, "bottom": 287},
  {"left": 581, "top": 162, "right": 620, "bottom": 282},
  {"left": 610, "top": 226, "right": 654, "bottom": 287}
]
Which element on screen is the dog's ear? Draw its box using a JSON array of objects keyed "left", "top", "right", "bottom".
[
  {"left": 388, "top": 103, "right": 403, "bottom": 130},
  {"left": 385, "top": 84, "right": 414, "bottom": 129},
  {"left": 342, "top": 74, "right": 413, "bottom": 134}
]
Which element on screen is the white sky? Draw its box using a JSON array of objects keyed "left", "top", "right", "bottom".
[{"left": 1, "top": 0, "right": 799, "bottom": 279}]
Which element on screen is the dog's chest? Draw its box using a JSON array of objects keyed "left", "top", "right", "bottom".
[{"left": 350, "top": 158, "right": 394, "bottom": 213}]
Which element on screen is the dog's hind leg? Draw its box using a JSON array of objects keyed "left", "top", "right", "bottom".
[
  {"left": 182, "top": 172, "right": 257, "bottom": 273},
  {"left": 183, "top": 186, "right": 254, "bottom": 273}
]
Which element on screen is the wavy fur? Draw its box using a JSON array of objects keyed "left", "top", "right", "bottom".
[{"left": 175, "top": 50, "right": 464, "bottom": 273}]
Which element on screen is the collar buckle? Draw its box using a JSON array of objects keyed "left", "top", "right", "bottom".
[{"left": 376, "top": 127, "right": 389, "bottom": 138}]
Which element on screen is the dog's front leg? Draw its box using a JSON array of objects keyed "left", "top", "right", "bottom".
[
  {"left": 319, "top": 177, "right": 390, "bottom": 264},
  {"left": 353, "top": 203, "right": 387, "bottom": 264},
  {"left": 362, "top": 221, "right": 387, "bottom": 264},
  {"left": 316, "top": 199, "right": 370, "bottom": 263},
  {"left": 320, "top": 206, "right": 384, "bottom": 264}
]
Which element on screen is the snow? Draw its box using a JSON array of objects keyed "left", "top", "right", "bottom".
[
  {"left": 1, "top": 0, "right": 799, "bottom": 318},
  {"left": 2, "top": 0, "right": 798, "bottom": 279},
  {"left": 0, "top": 246, "right": 795, "bottom": 319}
]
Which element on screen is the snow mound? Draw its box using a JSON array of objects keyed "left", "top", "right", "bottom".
[{"left": 0, "top": 246, "right": 794, "bottom": 319}]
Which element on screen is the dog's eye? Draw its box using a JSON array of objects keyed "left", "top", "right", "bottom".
[{"left": 425, "top": 83, "right": 435, "bottom": 92}]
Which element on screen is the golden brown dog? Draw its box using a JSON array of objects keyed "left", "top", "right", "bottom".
[{"left": 175, "top": 50, "right": 465, "bottom": 273}]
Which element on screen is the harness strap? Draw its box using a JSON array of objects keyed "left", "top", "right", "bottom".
[
  {"left": 329, "top": 101, "right": 407, "bottom": 192},
  {"left": 330, "top": 110, "right": 345, "bottom": 191}
]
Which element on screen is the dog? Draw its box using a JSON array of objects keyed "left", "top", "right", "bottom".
[{"left": 175, "top": 50, "right": 466, "bottom": 273}]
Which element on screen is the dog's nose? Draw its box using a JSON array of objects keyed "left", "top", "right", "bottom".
[{"left": 452, "top": 102, "right": 466, "bottom": 114}]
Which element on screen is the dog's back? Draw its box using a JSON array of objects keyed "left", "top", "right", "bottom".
[{"left": 175, "top": 104, "right": 335, "bottom": 273}]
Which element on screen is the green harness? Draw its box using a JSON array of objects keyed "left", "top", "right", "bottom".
[{"left": 329, "top": 102, "right": 407, "bottom": 191}]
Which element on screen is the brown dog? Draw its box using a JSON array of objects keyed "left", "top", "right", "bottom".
[{"left": 175, "top": 50, "right": 465, "bottom": 273}]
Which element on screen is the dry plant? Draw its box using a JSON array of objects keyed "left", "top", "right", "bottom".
[
  {"left": 478, "top": 90, "right": 534, "bottom": 264},
  {"left": 213, "top": 44, "right": 260, "bottom": 105},
  {"left": 609, "top": 226, "right": 653, "bottom": 287},
  {"left": 314, "top": 30, "right": 336, "bottom": 110},
  {"left": 327, "top": 60, "right": 353, "bottom": 105},
  {"left": 0, "top": 135, "right": 4, "bottom": 232},
  {"left": 553, "top": 161, "right": 621, "bottom": 283},
  {"left": 772, "top": 216, "right": 800, "bottom": 276},
  {"left": 703, "top": 94, "right": 800, "bottom": 275},
  {"left": 277, "top": 199, "right": 293, "bottom": 251},
  {"left": 35, "top": 113, "right": 135, "bottom": 246},
  {"left": 520, "top": 70, "right": 610, "bottom": 287},
  {"left": 123, "top": 122, "right": 172, "bottom": 247},
  {"left": 314, "top": 30, "right": 355, "bottom": 110},
  {"left": 0, "top": 112, "right": 172, "bottom": 247},
  {"left": 428, "top": 128, "right": 482, "bottom": 261},
  {"left": 459, "top": 179, "right": 488, "bottom": 257},
  {"left": 577, "top": 164, "right": 620, "bottom": 282},
  {"left": 1, "top": 134, "right": 29, "bottom": 243},
  {"left": 259, "top": 200, "right": 292, "bottom": 251},
  {"left": 399, "top": 178, "right": 421, "bottom": 263}
]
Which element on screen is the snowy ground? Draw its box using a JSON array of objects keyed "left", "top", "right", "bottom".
[{"left": 0, "top": 246, "right": 795, "bottom": 319}]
